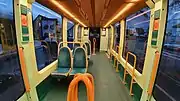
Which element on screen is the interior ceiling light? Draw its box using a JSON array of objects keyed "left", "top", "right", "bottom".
[
  {"left": 126, "top": 10, "right": 150, "bottom": 22},
  {"left": 103, "top": 0, "right": 142, "bottom": 27},
  {"left": 125, "top": 0, "right": 142, "bottom": 3},
  {"left": 51, "top": 0, "right": 87, "bottom": 27},
  {"left": 134, "top": 20, "right": 149, "bottom": 26},
  {"left": 104, "top": 3, "right": 135, "bottom": 27}
]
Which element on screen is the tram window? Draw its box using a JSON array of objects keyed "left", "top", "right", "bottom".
[
  {"left": 32, "top": 2, "right": 62, "bottom": 71},
  {"left": 0, "top": 0, "right": 25, "bottom": 100},
  {"left": 67, "top": 20, "right": 75, "bottom": 49},
  {"left": 153, "top": 0, "right": 180, "bottom": 100},
  {"left": 123, "top": 7, "right": 150, "bottom": 73},
  {"left": 113, "top": 22, "right": 120, "bottom": 53},
  {"left": 77, "top": 26, "right": 82, "bottom": 41},
  {"left": 108, "top": 27, "right": 112, "bottom": 50}
]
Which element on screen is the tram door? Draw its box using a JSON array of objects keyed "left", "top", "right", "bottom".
[
  {"left": 0, "top": 0, "right": 26, "bottom": 100},
  {"left": 89, "top": 27, "right": 100, "bottom": 52},
  {"left": 153, "top": 0, "right": 180, "bottom": 100}
]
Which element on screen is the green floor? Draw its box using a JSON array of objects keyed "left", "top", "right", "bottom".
[{"left": 43, "top": 52, "right": 132, "bottom": 101}]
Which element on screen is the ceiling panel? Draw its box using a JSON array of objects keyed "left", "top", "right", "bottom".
[
  {"left": 80, "top": 0, "right": 93, "bottom": 26},
  {"left": 36, "top": 0, "right": 147, "bottom": 27},
  {"left": 94, "top": 0, "right": 106, "bottom": 26},
  {"left": 100, "top": 0, "right": 125, "bottom": 25}
]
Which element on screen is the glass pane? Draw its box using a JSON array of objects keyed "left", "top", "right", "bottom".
[
  {"left": 67, "top": 20, "right": 74, "bottom": 49},
  {"left": 123, "top": 7, "right": 150, "bottom": 73},
  {"left": 113, "top": 22, "right": 120, "bottom": 52},
  {"left": 108, "top": 27, "right": 112, "bottom": 50},
  {"left": 77, "top": 26, "right": 82, "bottom": 41},
  {"left": 32, "top": 2, "right": 62, "bottom": 71},
  {"left": 0, "top": 0, "right": 25, "bottom": 100},
  {"left": 153, "top": 0, "right": 180, "bottom": 100}
]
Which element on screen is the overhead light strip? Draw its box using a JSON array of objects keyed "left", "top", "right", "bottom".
[
  {"left": 33, "top": 3, "right": 62, "bottom": 19},
  {"left": 134, "top": 20, "right": 150, "bottom": 26},
  {"left": 126, "top": 10, "right": 150, "bottom": 22},
  {"left": 104, "top": 3, "right": 135, "bottom": 27},
  {"left": 51, "top": 0, "right": 87, "bottom": 27}
]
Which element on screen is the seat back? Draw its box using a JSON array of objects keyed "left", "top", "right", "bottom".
[
  {"left": 74, "top": 43, "right": 80, "bottom": 50},
  {"left": 73, "top": 47, "right": 86, "bottom": 68},
  {"left": 58, "top": 47, "right": 72, "bottom": 68},
  {"left": 59, "top": 42, "right": 63, "bottom": 49}
]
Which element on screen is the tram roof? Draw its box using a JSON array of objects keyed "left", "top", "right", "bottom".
[{"left": 36, "top": 0, "right": 147, "bottom": 27}]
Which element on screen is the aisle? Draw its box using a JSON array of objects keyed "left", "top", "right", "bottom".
[
  {"left": 88, "top": 52, "right": 132, "bottom": 101},
  {"left": 43, "top": 52, "right": 132, "bottom": 101}
]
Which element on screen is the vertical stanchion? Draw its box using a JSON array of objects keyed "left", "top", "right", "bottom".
[
  {"left": 113, "top": 56, "right": 116, "bottom": 68},
  {"left": 147, "top": 51, "right": 160, "bottom": 95},
  {"left": 18, "top": 47, "right": 30, "bottom": 92},
  {"left": 92, "top": 38, "right": 96, "bottom": 55},
  {"left": 115, "top": 46, "right": 119, "bottom": 72}
]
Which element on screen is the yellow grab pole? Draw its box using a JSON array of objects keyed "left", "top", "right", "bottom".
[
  {"left": 123, "top": 52, "right": 129, "bottom": 85},
  {"left": 92, "top": 38, "right": 96, "bottom": 55},
  {"left": 113, "top": 56, "right": 116, "bottom": 68},
  {"left": 122, "top": 52, "right": 137, "bottom": 96},
  {"left": 116, "top": 60, "right": 119, "bottom": 72},
  {"left": 115, "top": 61, "right": 119, "bottom": 72},
  {"left": 18, "top": 47, "right": 30, "bottom": 92},
  {"left": 147, "top": 51, "right": 160, "bottom": 95},
  {"left": 115, "top": 45, "right": 119, "bottom": 72}
]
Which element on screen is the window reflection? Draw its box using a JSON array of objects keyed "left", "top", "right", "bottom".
[
  {"left": 108, "top": 27, "right": 112, "bottom": 50},
  {"left": 113, "top": 22, "right": 120, "bottom": 53},
  {"left": 153, "top": 0, "right": 180, "bottom": 100},
  {"left": 0, "top": 0, "right": 25, "bottom": 100},
  {"left": 123, "top": 7, "right": 150, "bottom": 73},
  {"left": 77, "top": 26, "right": 82, "bottom": 41},
  {"left": 32, "top": 2, "right": 62, "bottom": 71},
  {"left": 67, "top": 20, "right": 74, "bottom": 49}
]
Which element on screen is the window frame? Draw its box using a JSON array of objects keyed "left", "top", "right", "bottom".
[
  {"left": 122, "top": 7, "right": 151, "bottom": 74},
  {"left": 32, "top": 1, "right": 63, "bottom": 71},
  {"left": 112, "top": 21, "right": 121, "bottom": 53}
]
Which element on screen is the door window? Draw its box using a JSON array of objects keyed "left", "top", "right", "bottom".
[
  {"left": 0, "top": 0, "right": 25, "bottom": 100},
  {"left": 123, "top": 7, "right": 150, "bottom": 73},
  {"left": 153, "top": 0, "right": 180, "bottom": 100}
]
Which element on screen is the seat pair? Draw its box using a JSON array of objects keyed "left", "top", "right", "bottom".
[
  {"left": 51, "top": 46, "right": 88, "bottom": 77},
  {"left": 58, "top": 41, "right": 91, "bottom": 59}
]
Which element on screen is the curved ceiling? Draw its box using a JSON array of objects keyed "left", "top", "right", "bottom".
[{"left": 36, "top": 0, "right": 147, "bottom": 27}]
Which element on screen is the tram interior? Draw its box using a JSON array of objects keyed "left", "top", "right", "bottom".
[{"left": 0, "top": 0, "right": 180, "bottom": 101}]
